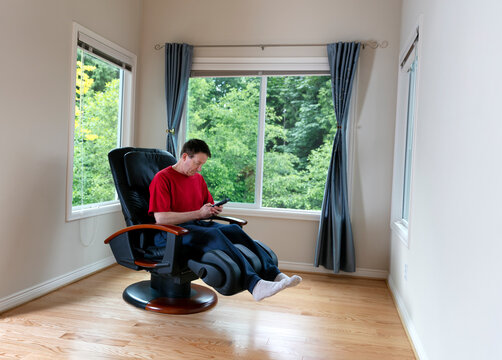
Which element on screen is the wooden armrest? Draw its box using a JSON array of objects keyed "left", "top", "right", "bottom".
[
  {"left": 104, "top": 224, "right": 189, "bottom": 244},
  {"left": 134, "top": 258, "right": 174, "bottom": 268},
  {"left": 211, "top": 215, "right": 248, "bottom": 227},
  {"left": 134, "top": 258, "right": 159, "bottom": 268}
]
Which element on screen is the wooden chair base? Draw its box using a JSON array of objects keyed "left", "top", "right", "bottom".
[{"left": 123, "top": 280, "right": 218, "bottom": 314}]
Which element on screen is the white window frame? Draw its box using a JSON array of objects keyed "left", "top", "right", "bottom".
[
  {"left": 66, "top": 22, "right": 136, "bottom": 221},
  {"left": 182, "top": 56, "right": 358, "bottom": 220},
  {"left": 390, "top": 18, "right": 422, "bottom": 246}
]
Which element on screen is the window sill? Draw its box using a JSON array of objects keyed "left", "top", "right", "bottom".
[
  {"left": 66, "top": 201, "right": 121, "bottom": 222},
  {"left": 221, "top": 206, "right": 321, "bottom": 221},
  {"left": 391, "top": 219, "right": 409, "bottom": 247}
]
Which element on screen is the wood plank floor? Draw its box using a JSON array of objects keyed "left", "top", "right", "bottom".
[{"left": 0, "top": 265, "right": 415, "bottom": 359}]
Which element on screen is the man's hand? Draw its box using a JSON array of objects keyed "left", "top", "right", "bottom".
[
  {"left": 199, "top": 203, "right": 222, "bottom": 219},
  {"left": 154, "top": 203, "right": 224, "bottom": 225}
]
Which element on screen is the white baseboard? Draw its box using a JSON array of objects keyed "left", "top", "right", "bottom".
[
  {"left": 0, "top": 256, "right": 115, "bottom": 314},
  {"left": 278, "top": 261, "right": 388, "bottom": 279},
  {"left": 387, "top": 275, "right": 428, "bottom": 360}
]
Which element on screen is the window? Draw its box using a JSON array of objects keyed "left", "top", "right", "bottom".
[
  {"left": 402, "top": 56, "right": 418, "bottom": 221},
  {"left": 66, "top": 23, "right": 136, "bottom": 221},
  {"left": 185, "top": 72, "right": 336, "bottom": 212},
  {"left": 391, "top": 23, "right": 421, "bottom": 245}
]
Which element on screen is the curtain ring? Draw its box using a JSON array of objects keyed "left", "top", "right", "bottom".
[{"left": 166, "top": 128, "right": 175, "bottom": 134}]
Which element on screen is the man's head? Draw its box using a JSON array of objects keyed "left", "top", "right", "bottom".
[
  {"left": 176, "top": 139, "right": 211, "bottom": 176},
  {"left": 180, "top": 139, "right": 211, "bottom": 158}
]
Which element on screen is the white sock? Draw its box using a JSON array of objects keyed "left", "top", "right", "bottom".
[
  {"left": 274, "top": 273, "right": 302, "bottom": 288},
  {"left": 252, "top": 279, "right": 288, "bottom": 301},
  {"left": 274, "top": 273, "right": 289, "bottom": 282}
]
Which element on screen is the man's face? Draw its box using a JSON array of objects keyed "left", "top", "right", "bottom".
[{"left": 181, "top": 152, "right": 208, "bottom": 176}]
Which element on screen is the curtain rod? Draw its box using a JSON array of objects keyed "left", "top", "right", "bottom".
[{"left": 153, "top": 40, "right": 388, "bottom": 51}]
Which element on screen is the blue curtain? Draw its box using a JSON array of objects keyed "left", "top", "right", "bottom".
[
  {"left": 315, "top": 42, "right": 361, "bottom": 273},
  {"left": 165, "top": 43, "right": 193, "bottom": 156}
]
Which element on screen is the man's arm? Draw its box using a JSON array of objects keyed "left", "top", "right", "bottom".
[{"left": 154, "top": 203, "right": 223, "bottom": 225}]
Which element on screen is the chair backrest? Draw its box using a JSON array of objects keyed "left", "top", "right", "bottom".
[{"left": 108, "top": 147, "right": 177, "bottom": 226}]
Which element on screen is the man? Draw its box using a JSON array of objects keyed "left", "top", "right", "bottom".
[{"left": 149, "top": 139, "right": 301, "bottom": 301}]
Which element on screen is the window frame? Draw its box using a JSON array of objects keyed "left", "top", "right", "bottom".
[
  {"left": 66, "top": 22, "right": 136, "bottom": 222},
  {"left": 390, "top": 18, "right": 422, "bottom": 246},
  {"left": 182, "top": 56, "right": 357, "bottom": 219}
]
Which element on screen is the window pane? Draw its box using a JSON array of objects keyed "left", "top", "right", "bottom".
[
  {"left": 402, "top": 57, "right": 418, "bottom": 221},
  {"left": 263, "top": 76, "right": 335, "bottom": 210},
  {"left": 187, "top": 77, "right": 261, "bottom": 204},
  {"left": 73, "top": 49, "right": 122, "bottom": 207}
]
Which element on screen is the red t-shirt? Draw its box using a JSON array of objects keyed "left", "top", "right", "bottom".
[{"left": 148, "top": 166, "right": 214, "bottom": 215}]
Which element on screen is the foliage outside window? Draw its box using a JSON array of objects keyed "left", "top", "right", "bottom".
[
  {"left": 73, "top": 49, "right": 122, "bottom": 207},
  {"left": 187, "top": 75, "right": 336, "bottom": 211}
]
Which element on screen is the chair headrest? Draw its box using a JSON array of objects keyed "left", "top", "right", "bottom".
[{"left": 124, "top": 151, "right": 176, "bottom": 189}]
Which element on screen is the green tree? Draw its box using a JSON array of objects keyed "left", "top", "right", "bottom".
[
  {"left": 73, "top": 50, "right": 121, "bottom": 206},
  {"left": 266, "top": 76, "right": 335, "bottom": 164},
  {"left": 188, "top": 77, "right": 261, "bottom": 203},
  {"left": 263, "top": 76, "right": 335, "bottom": 209}
]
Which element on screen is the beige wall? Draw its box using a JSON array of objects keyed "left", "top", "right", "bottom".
[
  {"left": 0, "top": 0, "right": 142, "bottom": 302},
  {"left": 136, "top": 0, "right": 402, "bottom": 273},
  {"left": 389, "top": 0, "right": 502, "bottom": 358}
]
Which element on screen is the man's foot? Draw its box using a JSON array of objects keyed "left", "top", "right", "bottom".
[
  {"left": 252, "top": 279, "right": 288, "bottom": 301},
  {"left": 274, "top": 272, "right": 302, "bottom": 288}
]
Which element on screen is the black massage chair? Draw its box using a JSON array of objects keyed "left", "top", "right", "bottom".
[{"left": 104, "top": 147, "right": 278, "bottom": 314}]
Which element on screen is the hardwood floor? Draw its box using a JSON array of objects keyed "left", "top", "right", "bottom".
[{"left": 0, "top": 265, "right": 415, "bottom": 359}]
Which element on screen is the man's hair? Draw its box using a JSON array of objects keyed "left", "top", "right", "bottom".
[{"left": 181, "top": 139, "right": 211, "bottom": 158}]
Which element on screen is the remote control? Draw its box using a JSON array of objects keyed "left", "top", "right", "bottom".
[{"left": 212, "top": 198, "right": 230, "bottom": 207}]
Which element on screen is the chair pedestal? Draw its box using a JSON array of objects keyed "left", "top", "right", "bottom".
[{"left": 123, "top": 273, "right": 218, "bottom": 314}]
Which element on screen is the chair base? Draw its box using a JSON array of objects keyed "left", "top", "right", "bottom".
[{"left": 123, "top": 280, "right": 218, "bottom": 314}]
